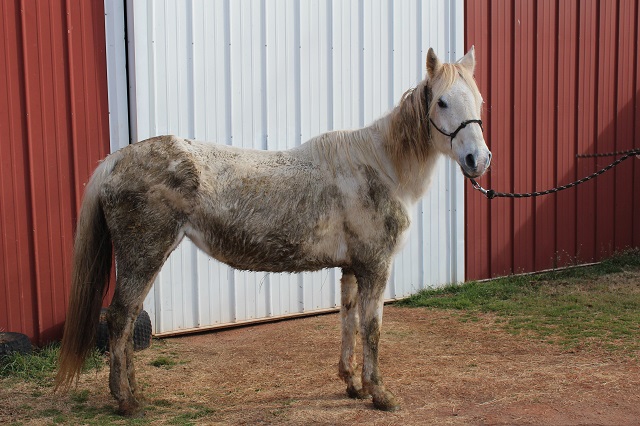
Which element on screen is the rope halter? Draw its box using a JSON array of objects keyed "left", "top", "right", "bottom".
[
  {"left": 430, "top": 118, "right": 484, "bottom": 148},
  {"left": 424, "top": 85, "right": 483, "bottom": 148}
]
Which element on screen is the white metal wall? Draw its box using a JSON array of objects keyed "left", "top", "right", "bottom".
[
  {"left": 104, "top": 0, "right": 130, "bottom": 152},
  {"left": 122, "top": 0, "right": 465, "bottom": 335}
]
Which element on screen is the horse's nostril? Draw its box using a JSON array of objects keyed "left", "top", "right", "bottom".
[{"left": 465, "top": 153, "right": 476, "bottom": 169}]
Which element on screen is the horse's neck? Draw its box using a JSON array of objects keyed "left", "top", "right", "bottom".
[
  {"left": 372, "top": 109, "right": 440, "bottom": 203},
  {"left": 411, "top": 151, "right": 442, "bottom": 201},
  {"left": 305, "top": 115, "right": 440, "bottom": 203},
  {"left": 392, "top": 142, "right": 441, "bottom": 203},
  {"left": 307, "top": 126, "right": 397, "bottom": 184}
]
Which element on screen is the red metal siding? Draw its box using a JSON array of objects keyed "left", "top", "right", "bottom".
[
  {"left": 512, "top": 0, "right": 536, "bottom": 274},
  {"left": 465, "top": 0, "right": 640, "bottom": 279},
  {"left": 576, "top": 1, "right": 599, "bottom": 263},
  {"left": 555, "top": 0, "right": 579, "bottom": 266},
  {"left": 636, "top": 1, "right": 640, "bottom": 247},
  {"left": 0, "top": 0, "right": 110, "bottom": 344},
  {"left": 465, "top": 0, "right": 492, "bottom": 279}
]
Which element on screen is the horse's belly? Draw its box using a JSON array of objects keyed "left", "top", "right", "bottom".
[{"left": 183, "top": 222, "right": 347, "bottom": 273}]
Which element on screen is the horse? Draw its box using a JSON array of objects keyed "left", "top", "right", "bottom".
[{"left": 55, "top": 47, "right": 490, "bottom": 415}]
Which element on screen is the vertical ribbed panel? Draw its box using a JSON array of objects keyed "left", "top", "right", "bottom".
[
  {"left": 128, "top": 0, "right": 465, "bottom": 335},
  {"left": 104, "top": 0, "right": 130, "bottom": 151},
  {"left": 0, "top": 0, "right": 110, "bottom": 343},
  {"left": 465, "top": 0, "right": 640, "bottom": 280}
]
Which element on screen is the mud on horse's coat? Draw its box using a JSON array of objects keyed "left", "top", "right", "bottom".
[{"left": 55, "top": 47, "right": 490, "bottom": 415}]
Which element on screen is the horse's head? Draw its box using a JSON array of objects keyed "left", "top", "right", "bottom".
[{"left": 426, "top": 47, "right": 491, "bottom": 179}]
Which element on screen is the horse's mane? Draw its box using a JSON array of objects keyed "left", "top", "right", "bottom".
[{"left": 309, "top": 128, "right": 392, "bottom": 180}]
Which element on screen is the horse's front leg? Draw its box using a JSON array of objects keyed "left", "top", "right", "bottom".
[
  {"left": 357, "top": 268, "right": 400, "bottom": 411},
  {"left": 338, "top": 272, "right": 368, "bottom": 399}
]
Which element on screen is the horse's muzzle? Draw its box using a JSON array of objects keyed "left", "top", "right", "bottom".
[{"left": 460, "top": 151, "right": 491, "bottom": 179}]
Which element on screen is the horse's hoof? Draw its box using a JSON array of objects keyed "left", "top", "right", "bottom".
[
  {"left": 117, "top": 401, "right": 145, "bottom": 417},
  {"left": 372, "top": 391, "right": 400, "bottom": 412},
  {"left": 119, "top": 408, "right": 146, "bottom": 418},
  {"left": 346, "top": 384, "right": 370, "bottom": 399}
]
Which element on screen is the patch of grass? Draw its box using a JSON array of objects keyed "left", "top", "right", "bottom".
[
  {"left": 399, "top": 250, "right": 640, "bottom": 351},
  {"left": 0, "top": 345, "right": 58, "bottom": 384},
  {"left": 71, "top": 389, "right": 90, "bottom": 404},
  {"left": 270, "top": 398, "right": 298, "bottom": 418},
  {"left": 36, "top": 408, "right": 63, "bottom": 418},
  {"left": 149, "top": 356, "right": 177, "bottom": 368},
  {"left": 152, "top": 398, "right": 173, "bottom": 407},
  {"left": 66, "top": 403, "right": 149, "bottom": 425},
  {"left": 81, "top": 348, "right": 105, "bottom": 372},
  {"left": 69, "top": 404, "right": 111, "bottom": 424},
  {"left": 168, "top": 406, "right": 215, "bottom": 425},
  {"left": 0, "top": 343, "right": 104, "bottom": 385}
]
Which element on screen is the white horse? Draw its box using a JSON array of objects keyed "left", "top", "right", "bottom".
[{"left": 56, "top": 47, "right": 490, "bottom": 415}]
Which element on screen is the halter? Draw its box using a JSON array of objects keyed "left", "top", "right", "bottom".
[
  {"left": 423, "top": 85, "right": 483, "bottom": 148},
  {"left": 429, "top": 118, "right": 484, "bottom": 144}
]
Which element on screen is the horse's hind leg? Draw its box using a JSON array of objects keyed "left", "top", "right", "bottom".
[
  {"left": 107, "top": 226, "right": 182, "bottom": 416},
  {"left": 107, "top": 295, "right": 144, "bottom": 416},
  {"left": 357, "top": 268, "right": 400, "bottom": 412},
  {"left": 338, "top": 271, "right": 368, "bottom": 399}
]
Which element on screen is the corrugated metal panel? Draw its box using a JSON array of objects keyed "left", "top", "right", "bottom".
[
  {"left": 127, "top": 0, "right": 466, "bottom": 335},
  {"left": 465, "top": 0, "right": 640, "bottom": 280},
  {"left": 463, "top": 0, "right": 491, "bottom": 279},
  {"left": 104, "top": 0, "right": 131, "bottom": 151},
  {"left": 0, "top": 0, "right": 111, "bottom": 343}
]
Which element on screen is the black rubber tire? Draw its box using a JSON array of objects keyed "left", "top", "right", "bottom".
[
  {"left": 0, "top": 332, "right": 32, "bottom": 357},
  {"left": 95, "top": 309, "right": 152, "bottom": 353}
]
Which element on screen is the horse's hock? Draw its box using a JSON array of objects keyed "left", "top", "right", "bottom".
[{"left": 95, "top": 309, "right": 152, "bottom": 352}]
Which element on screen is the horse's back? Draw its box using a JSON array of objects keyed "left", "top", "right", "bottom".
[
  {"left": 185, "top": 142, "right": 348, "bottom": 273},
  {"left": 98, "top": 135, "right": 346, "bottom": 273}
]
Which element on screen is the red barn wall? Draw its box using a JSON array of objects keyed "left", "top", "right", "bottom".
[
  {"left": 0, "top": 0, "right": 111, "bottom": 344},
  {"left": 465, "top": 0, "right": 640, "bottom": 280}
]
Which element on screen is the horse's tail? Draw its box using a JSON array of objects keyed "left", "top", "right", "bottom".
[{"left": 55, "top": 153, "right": 120, "bottom": 391}]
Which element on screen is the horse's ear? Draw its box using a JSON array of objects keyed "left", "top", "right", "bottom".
[
  {"left": 458, "top": 46, "right": 476, "bottom": 74},
  {"left": 426, "top": 48, "right": 442, "bottom": 79}
]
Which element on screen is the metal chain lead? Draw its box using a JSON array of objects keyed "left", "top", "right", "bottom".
[{"left": 470, "top": 148, "right": 640, "bottom": 200}]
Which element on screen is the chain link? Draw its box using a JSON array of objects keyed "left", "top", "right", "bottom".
[{"left": 470, "top": 148, "right": 640, "bottom": 200}]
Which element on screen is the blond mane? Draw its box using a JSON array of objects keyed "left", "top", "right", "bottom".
[{"left": 309, "top": 128, "right": 392, "bottom": 180}]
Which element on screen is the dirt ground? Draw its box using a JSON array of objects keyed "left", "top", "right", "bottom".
[{"left": 3, "top": 303, "right": 640, "bottom": 425}]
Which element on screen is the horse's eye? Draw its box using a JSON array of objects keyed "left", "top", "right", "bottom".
[{"left": 437, "top": 98, "right": 448, "bottom": 108}]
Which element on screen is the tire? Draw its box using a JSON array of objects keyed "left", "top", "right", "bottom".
[
  {"left": 0, "top": 332, "right": 32, "bottom": 357},
  {"left": 95, "top": 309, "right": 153, "bottom": 352}
]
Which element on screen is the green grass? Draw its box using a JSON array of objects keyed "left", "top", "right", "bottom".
[
  {"left": 0, "top": 344, "right": 104, "bottom": 385},
  {"left": 399, "top": 249, "right": 640, "bottom": 351},
  {"left": 71, "top": 389, "right": 90, "bottom": 404},
  {"left": 22, "top": 399, "right": 149, "bottom": 425},
  {"left": 149, "top": 356, "right": 177, "bottom": 368},
  {"left": 168, "top": 405, "right": 215, "bottom": 425}
]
